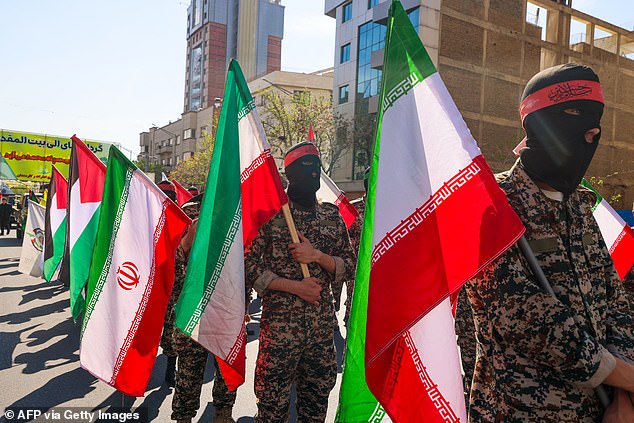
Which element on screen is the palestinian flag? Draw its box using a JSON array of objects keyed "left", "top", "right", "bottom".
[
  {"left": 173, "top": 178, "right": 193, "bottom": 206},
  {"left": 582, "top": 180, "right": 634, "bottom": 280},
  {"left": 175, "top": 59, "right": 287, "bottom": 391},
  {"left": 336, "top": 2, "right": 524, "bottom": 422},
  {"left": 79, "top": 147, "right": 190, "bottom": 396},
  {"left": 43, "top": 166, "right": 68, "bottom": 282},
  {"left": 316, "top": 171, "right": 359, "bottom": 229},
  {"left": 66, "top": 135, "right": 107, "bottom": 321}
]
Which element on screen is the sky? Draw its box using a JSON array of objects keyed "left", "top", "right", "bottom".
[{"left": 0, "top": 0, "right": 631, "bottom": 157}]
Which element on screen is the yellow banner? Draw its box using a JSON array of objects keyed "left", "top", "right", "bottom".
[{"left": 1, "top": 130, "right": 113, "bottom": 182}]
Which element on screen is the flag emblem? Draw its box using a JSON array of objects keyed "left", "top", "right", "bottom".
[
  {"left": 116, "top": 261, "right": 140, "bottom": 290},
  {"left": 32, "top": 228, "right": 44, "bottom": 251}
]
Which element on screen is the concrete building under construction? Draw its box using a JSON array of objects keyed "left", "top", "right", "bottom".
[{"left": 326, "top": 0, "right": 634, "bottom": 208}]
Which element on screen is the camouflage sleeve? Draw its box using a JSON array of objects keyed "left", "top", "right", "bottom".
[
  {"left": 330, "top": 211, "right": 356, "bottom": 287},
  {"left": 468, "top": 245, "right": 616, "bottom": 388},
  {"left": 244, "top": 223, "right": 278, "bottom": 296},
  {"left": 604, "top": 265, "right": 634, "bottom": 363}
]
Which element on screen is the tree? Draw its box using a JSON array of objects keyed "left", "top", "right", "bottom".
[
  {"left": 260, "top": 89, "right": 351, "bottom": 174},
  {"left": 350, "top": 113, "right": 377, "bottom": 180},
  {"left": 170, "top": 130, "right": 216, "bottom": 189}
]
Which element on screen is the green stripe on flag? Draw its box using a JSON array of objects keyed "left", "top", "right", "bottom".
[
  {"left": 82, "top": 149, "right": 134, "bottom": 332},
  {"left": 175, "top": 59, "right": 246, "bottom": 335},
  {"left": 581, "top": 179, "right": 603, "bottom": 211},
  {"left": 43, "top": 219, "right": 67, "bottom": 281},
  {"left": 381, "top": 2, "right": 436, "bottom": 115},
  {"left": 69, "top": 206, "right": 101, "bottom": 321}
]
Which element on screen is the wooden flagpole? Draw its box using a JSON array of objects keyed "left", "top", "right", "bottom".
[{"left": 282, "top": 203, "right": 310, "bottom": 278}]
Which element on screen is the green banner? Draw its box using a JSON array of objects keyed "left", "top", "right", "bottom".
[{"left": 1, "top": 129, "right": 112, "bottom": 181}]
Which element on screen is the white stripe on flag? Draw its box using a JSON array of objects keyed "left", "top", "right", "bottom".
[
  {"left": 68, "top": 182, "right": 100, "bottom": 250},
  {"left": 594, "top": 198, "right": 627, "bottom": 249},
  {"left": 194, "top": 219, "right": 245, "bottom": 359},
  {"left": 374, "top": 73, "right": 481, "bottom": 243}
]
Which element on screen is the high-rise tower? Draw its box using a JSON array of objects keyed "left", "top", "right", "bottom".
[{"left": 184, "top": 0, "right": 284, "bottom": 112}]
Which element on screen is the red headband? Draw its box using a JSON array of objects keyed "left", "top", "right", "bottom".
[
  {"left": 520, "top": 80, "right": 604, "bottom": 124},
  {"left": 283, "top": 144, "right": 320, "bottom": 168}
]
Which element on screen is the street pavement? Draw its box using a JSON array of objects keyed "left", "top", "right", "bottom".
[{"left": 0, "top": 234, "right": 349, "bottom": 422}]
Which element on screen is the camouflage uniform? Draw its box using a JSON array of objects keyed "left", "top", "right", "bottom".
[
  {"left": 463, "top": 161, "right": 634, "bottom": 421},
  {"left": 624, "top": 267, "right": 634, "bottom": 315},
  {"left": 169, "top": 201, "right": 236, "bottom": 421},
  {"left": 455, "top": 287, "right": 476, "bottom": 406},
  {"left": 160, "top": 248, "right": 186, "bottom": 358},
  {"left": 245, "top": 202, "right": 355, "bottom": 422},
  {"left": 340, "top": 197, "right": 365, "bottom": 323}
]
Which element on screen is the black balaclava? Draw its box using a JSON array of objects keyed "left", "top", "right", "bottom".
[
  {"left": 284, "top": 142, "right": 321, "bottom": 208},
  {"left": 158, "top": 180, "right": 177, "bottom": 202},
  {"left": 519, "top": 63, "right": 604, "bottom": 195}
]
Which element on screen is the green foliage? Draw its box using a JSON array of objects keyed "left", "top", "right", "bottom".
[
  {"left": 170, "top": 130, "right": 215, "bottom": 189},
  {"left": 260, "top": 89, "right": 351, "bottom": 174},
  {"left": 587, "top": 175, "right": 623, "bottom": 206}
]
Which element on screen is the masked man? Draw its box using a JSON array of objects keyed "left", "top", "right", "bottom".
[
  {"left": 462, "top": 64, "right": 634, "bottom": 421},
  {"left": 245, "top": 142, "right": 355, "bottom": 422}
]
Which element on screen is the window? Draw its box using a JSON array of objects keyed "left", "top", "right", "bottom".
[
  {"left": 168, "top": 138, "right": 173, "bottom": 146},
  {"left": 368, "top": 0, "right": 379, "bottom": 8},
  {"left": 340, "top": 43, "right": 351, "bottom": 63},
  {"left": 168, "top": 157, "right": 173, "bottom": 166},
  {"left": 342, "top": 2, "right": 353, "bottom": 23},
  {"left": 183, "top": 128, "right": 195, "bottom": 139},
  {"left": 339, "top": 85, "right": 349, "bottom": 104},
  {"left": 176, "top": 135, "right": 181, "bottom": 145}
]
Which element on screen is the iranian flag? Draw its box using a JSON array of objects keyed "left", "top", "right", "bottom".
[
  {"left": 173, "top": 178, "right": 194, "bottom": 206},
  {"left": 43, "top": 166, "right": 69, "bottom": 282},
  {"left": 66, "top": 135, "right": 107, "bottom": 321},
  {"left": 316, "top": 171, "right": 359, "bottom": 229},
  {"left": 80, "top": 147, "right": 190, "bottom": 396},
  {"left": 581, "top": 180, "right": 634, "bottom": 280},
  {"left": 175, "top": 59, "right": 287, "bottom": 391},
  {"left": 336, "top": 2, "right": 525, "bottom": 422}
]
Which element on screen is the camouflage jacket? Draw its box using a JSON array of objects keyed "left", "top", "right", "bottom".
[
  {"left": 624, "top": 267, "right": 634, "bottom": 315},
  {"left": 464, "top": 161, "right": 634, "bottom": 422},
  {"left": 245, "top": 202, "right": 355, "bottom": 329},
  {"left": 348, "top": 197, "right": 366, "bottom": 253},
  {"left": 168, "top": 201, "right": 201, "bottom": 313}
]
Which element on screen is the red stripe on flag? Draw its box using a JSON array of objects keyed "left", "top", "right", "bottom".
[
  {"left": 366, "top": 155, "right": 523, "bottom": 366},
  {"left": 172, "top": 179, "right": 194, "bottom": 206},
  {"left": 217, "top": 327, "right": 247, "bottom": 391},
  {"left": 611, "top": 225, "right": 634, "bottom": 280},
  {"left": 335, "top": 193, "right": 359, "bottom": 229},
  {"left": 367, "top": 334, "right": 460, "bottom": 422},
  {"left": 53, "top": 168, "right": 68, "bottom": 210},
  {"left": 73, "top": 136, "right": 106, "bottom": 204},
  {"left": 112, "top": 201, "right": 189, "bottom": 396},
  {"left": 241, "top": 153, "right": 288, "bottom": 246}
]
